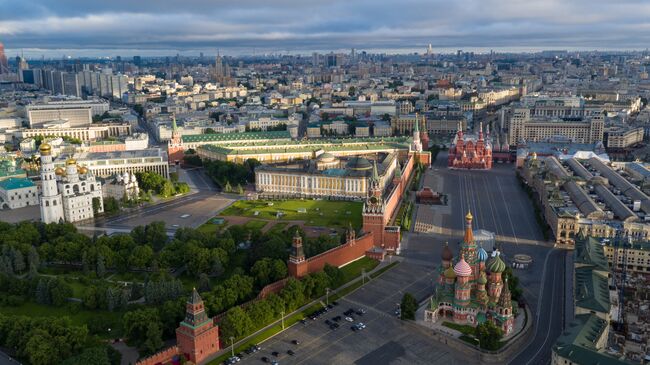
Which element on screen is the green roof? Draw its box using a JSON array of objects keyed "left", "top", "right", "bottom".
[
  {"left": 553, "top": 314, "right": 629, "bottom": 365},
  {"left": 0, "top": 177, "right": 35, "bottom": 190},
  {"left": 182, "top": 130, "right": 291, "bottom": 143},
  {"left": 574, "top": 237, "right": 609, "bottom": 271},
  {"left": 575, "top": 267, "right": 610, "bottom": 314}
]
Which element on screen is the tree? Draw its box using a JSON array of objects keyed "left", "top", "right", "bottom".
[
  {"left": 142, "top": 322, "right": 164, "bottom": 355},
  {"left": 198, "top": 273, "right": 211, "bottom": 292},
  {"left": 92, "top": 197, "right": 102, "bottom": 215},
  {"left": 61, "top": 346, "right": 114, "bottom": 365},
  {"left": 475, "top": 321, "right": 503, "bottom": 350},
  {"left": 220, "top": 306, "right": 254, "bottom": 340},
  {"left": 323, "top": 264, "right": 345, "bottom": 288},
  {"left": 96, "top": 254, "right": 106, "bottom": 278},
  {"left": 12, "top": 249, "right": 25, "bottom": 273},
  {"left": 123, "top": 308, "right": 163, "bottom": 353},
  {"left": 400, "top": 292, "right": 417, "bottom": 320}
]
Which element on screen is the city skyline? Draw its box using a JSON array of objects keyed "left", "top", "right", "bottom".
[{"left": 2, "top": 0, "right": 650, "bottom": 57}]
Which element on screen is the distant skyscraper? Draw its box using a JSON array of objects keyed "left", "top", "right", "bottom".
[
  {"left": 133, "top": 55, "right": 141, "bottom": 66},
  {"left": 0, "top": 42, "right": 8, "bottom": 74},
  {"left": 427, "top": 44, "right": 433, "bottom": 56},
  {"left": 214, "top": 53, "right": 224, "bottom": 80}
]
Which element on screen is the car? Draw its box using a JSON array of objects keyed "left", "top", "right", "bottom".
[
  {"left": 332, "top": 301, "right": 340, "bottom": 306},
  {"left": 332, "top": 316, "right": 341, "bottom": 322},
  {"left": 359, "top": 308, "right": 366, "bottom": 314},
  {"left": 287, "top": 350, "right": 295, "bottom": 356},
  {"left": 325, "top": 319, "right": 332, "bottom": 325},
  {"left": 351, "top": 326, "right": 358, "bottom": 331},
  {"left": 271, "top": 361, "right": 279, "bottom": 365},
  {"left": 236, "top": 353, "right": 244, "bottom": 360},
  {"left": 345, "top": 316, "right": 354, "bottom": 322},
  {"left": 357, "top": 322, "right": 366, "bottom": 329},
  {"left": 327, "top": 304, "right": 333, "bottom": 309},
  {"left": 300, "top": 319, "right": 307, "bottom": 325},
  {"left": 261, "top": 357, "right": 269, "bottom": 363},
  {"left": 271, "top": 351, "right": 279, "bottom": 357},
  {"left": 180, "top": 214, "right": 191, "bottom": 218},
  {"left": 255, "top": 345, "right": 262, "bottom": 351},
  {"left": 355, "top": 311, "right": 364, "bottom": 316},
  {"left": 291, "top": 340, "right": 300, "bottom": 345}
]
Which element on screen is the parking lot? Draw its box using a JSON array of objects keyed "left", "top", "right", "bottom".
[{"left": 235, "top": 261, "right": 467, "bottom": 365}]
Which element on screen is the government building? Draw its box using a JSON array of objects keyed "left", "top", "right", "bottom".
[{"left": 255, "top": 152, "right": 399, "bottom": 199}]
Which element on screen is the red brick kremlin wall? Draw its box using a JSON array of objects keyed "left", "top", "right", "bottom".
[{"left": 135, "top": 346, "right": 180, "bottom": 365}]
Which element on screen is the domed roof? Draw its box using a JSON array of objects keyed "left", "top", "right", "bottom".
[
  {"left": 54, "top": 167, "right": 65, "bottom": 176},
  {"left": 443, "top": 266, "right": 456, "bottom": 279},
  {"left": 477, "top": 245, "right": 489, "bottom": 262},
  {"left": 66, "top": 158, "right": 77, "bottom": 166},
  {"left": 453, "top": 257, "right": 472, "bottom": 277},
  {"left": 346, "top": 157, "right": 372, "bottom": 171},
  {"left": 441, "top": 242, "right": 453, "bottom": 261},
  {"left": 39, "top": 143, "right": 52, "bottom": 155},
  {"left": 477, "top": 271, "right": 487, "bottom": 284},
  {"left": 465, "top": 211, "right": 473, "bottom": 220},
  {"left": 487, "top": 253, "right": 506, "bottom": 273},
  {"left": 78, "top": 166, "right": 88, "bottom": 174},
  {"left": 317, "top": 152, "right": 338, "bottom": 163}
]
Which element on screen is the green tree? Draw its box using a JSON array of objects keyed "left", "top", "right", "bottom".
[
  {"left": 142, "top": 322, "right": 163, "bottom": 355},
  {"left": 475, "top": 321, "right": 503, "bottom": 350},
  {"left": 400, "top": 292, "right": 417, "bottom": 320},
  {"left": 96, "top": 254, "right": 106, "bottom": 278},
  {"left": 220, "top": 306, "right": 254, "bottom": 340},
  {"left": 123, "top": 308, "right": 163, "bottom": 353}
]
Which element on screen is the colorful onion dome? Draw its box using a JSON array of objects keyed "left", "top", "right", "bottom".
[
  {"left": 477, "top": 245, "right": 489, "bottom": 262},
  {"left": 441, "top": 242, "right": 453, "bottom": 261},
  {"left": 487, "top": 254, "right": 506, "bottom": 273},
  {"left": 443, "top": 266, "right": 456, "bottom": 279},
  {"left": 453, "top": 257, "right": 472, "bottom": 277},
  {"left": 477, "top": 271, "right": 488, "bottom": 285}
]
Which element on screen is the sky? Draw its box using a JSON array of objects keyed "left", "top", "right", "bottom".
[{"left": 1, "top": 0, "right": 650, "bottom": 57}]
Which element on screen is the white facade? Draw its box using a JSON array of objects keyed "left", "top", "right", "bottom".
[
  {"left": 0, "top": 178, "right": 38, "bottom": 209},
  {"left": 39, "top": 144, "right": 64, "bottom": 223},
  {"left": 39, "top": 143, "right": 104, "bottom": 223}
]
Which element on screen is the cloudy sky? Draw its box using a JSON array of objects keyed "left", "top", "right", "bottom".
[{"left": 1, "top": 0, "right": 650, "bottom": 57}]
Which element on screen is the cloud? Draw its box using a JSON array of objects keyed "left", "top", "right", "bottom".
[{"left": 1, "top": 0, "right": 650, "bottom": 56}]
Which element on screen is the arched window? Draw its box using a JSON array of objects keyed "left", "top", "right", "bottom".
[
  {"left": 45, "top": 201, "right": 50, "bottom": 207},
  {"left": 73, "top": 185, "right": 80, "bottom": 194}
]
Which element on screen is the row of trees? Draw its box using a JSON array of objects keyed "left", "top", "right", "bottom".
[
  {"left": 203, "top": 157, "right": 259, "bottom": 187},
  {"left": 0, "top": 314, "right": 94, "bottom": 365},
  {"left": 135, "top": 171, "right": 189, "bottom": 198},
  {"left": 219, "top": 264, "right": 345, "bottom": 340}
]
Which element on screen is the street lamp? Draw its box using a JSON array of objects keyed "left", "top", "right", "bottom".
[
  {"left": 280, "top": 311, "right": 285, "bottom": 330},
  {"left": 325, "top": 288, "right": 330, "bottom": 305},
  {"left": 229, "top": 336, "right": 235, "bottom": 357}
]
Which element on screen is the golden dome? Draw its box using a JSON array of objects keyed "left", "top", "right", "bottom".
[
  {"left": 78, "top": 166, "right": 88, "bottom": 174},
  {"left": 39, "top": 143, "right": 52, "bottom": 156},
  {"left": 66, "top": 158, "right": 77, "bottom": 166},
  {"left": 465, "top": 211, "right": 473, "bottom": 220},
  {"left": 54, "top": 167, "right": 65, "bottom": 176}
]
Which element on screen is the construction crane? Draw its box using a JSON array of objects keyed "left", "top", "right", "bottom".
[{"left": 611, "top": 231, "right": 628, "bottom": 334}]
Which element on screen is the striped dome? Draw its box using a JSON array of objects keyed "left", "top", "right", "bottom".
[
  {"left": 487, "top": 254, "right": 506, "bottom": 273},
  {"left": 453, "top": 258, "right": 472, "bottom": 277},
  {"left": 477, "top": 246, "right": 489, "bottom": 262}
]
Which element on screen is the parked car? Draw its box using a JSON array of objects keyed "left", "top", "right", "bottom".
[
  {"left": 261, "top": 357, "right": 270, "bottom": 363},
  {"left": 291, "top": 340, "right": 300, "bottom": 345},
  {"left": 345, "top": 317, "right": 354, "bottom": 322},
  {"left": 287, "top": 350, "right": 295, "bottom": 356},
  {"left": 271, "top": 351, "right": 279, "bottom": 357}
]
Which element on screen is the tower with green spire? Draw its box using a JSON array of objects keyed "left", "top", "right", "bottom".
[
  {"left": 175, "top": 288, "right": 220, "bottom": 363},
  {"left": 168, "top": 113, "right": 185, "bottom": 164}
]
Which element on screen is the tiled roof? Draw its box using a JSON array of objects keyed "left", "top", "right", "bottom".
[{"left": 0, "top": 177, "right": 35, "bottom": 190}]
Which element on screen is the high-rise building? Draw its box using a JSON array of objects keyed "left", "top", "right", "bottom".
[{"left": 0, "top": 42, "right": 8, "bottom": 74}]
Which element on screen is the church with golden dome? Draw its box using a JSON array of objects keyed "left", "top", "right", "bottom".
[
  {"left": 39, "top": 143, "right": 104, "bottom": 224},
  {"left": 424, "top": 211, "right": 515, "bottom": 335}
]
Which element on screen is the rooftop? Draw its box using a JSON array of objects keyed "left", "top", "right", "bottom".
[
  {"left": 181, "top": 130, "right": 291, "bottom": 143},
  {"left": 0, "top": 177, "right": 35, "bottom": 190},
  {"left": 574, "top": 266, "right": 610, "bottom": 314}
]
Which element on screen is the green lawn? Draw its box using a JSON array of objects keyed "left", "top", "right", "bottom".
[
  {"left": 267, "top": 222, "right": 289, "bottom": 234},
  {"left": 339, "top": 257, "right": 379, "bottom": 283},
  {"left": 197, "top": 219, "right": 227, "bottom": 235},
  {"left": 243, "top": 220, "right": 268, "bottom": 231},
  {"left": 0, "top": 302, "right": 124, "bottom": 338},
  {"left": 443, "top": 321, "right": 476, "bottom": 336},
  {"left": 220, "top": 199, "right": 363, "bottom": 229}
]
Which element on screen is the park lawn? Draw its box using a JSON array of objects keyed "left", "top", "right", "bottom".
[
  {"left": 197, "top": 220, "right": 227, "bottom": 235},
  {"left": 339, "top": 257, "right": 379, "bottom": 283},
  {"left": 0, "top": 302, "right": 125, "bottom": 338},
  {"left": 220, "top": 199, "right": 363, "bottom": 229},
  {"left": 267, "top": 222, "right": 289, "bottom": 234},
  {"left": 443, "top": 321, "right": 476, "bottom": 336},
  {"left": 243, "top": 220, "right": 268, "bottom": 231}
]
